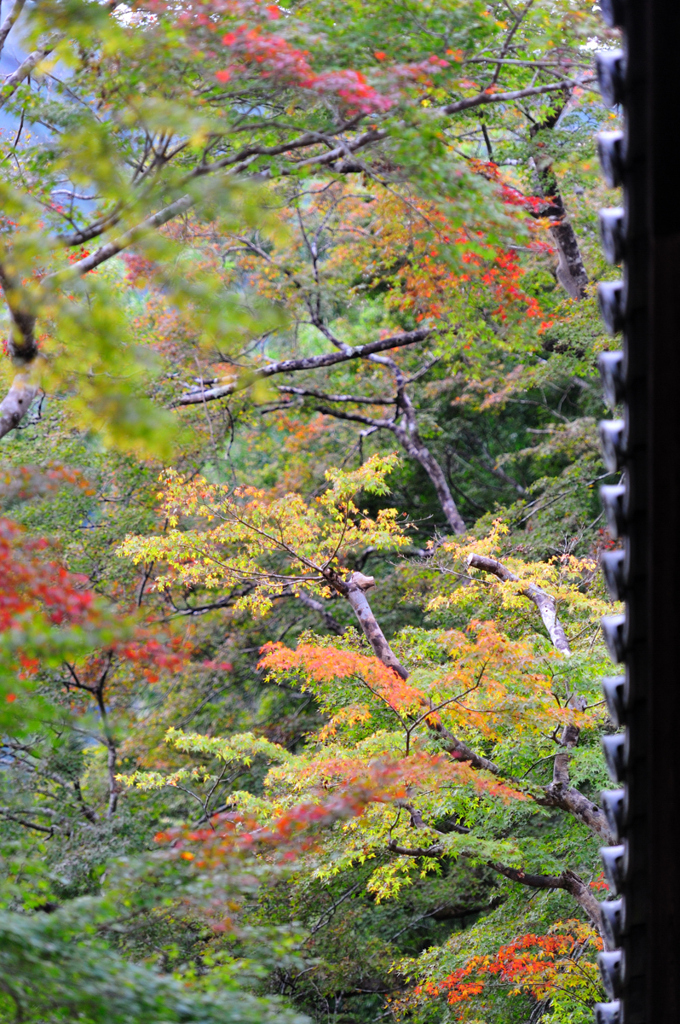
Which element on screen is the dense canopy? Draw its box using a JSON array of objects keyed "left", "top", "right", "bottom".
[{"left": 0, "top": 3, "right": 623, "bottom": 1024}]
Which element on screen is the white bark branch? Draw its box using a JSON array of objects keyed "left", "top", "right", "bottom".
[
  {"left": 0, "top": 0, "right": 26, "bottom": 57},
  {"left": 462, "top": 553, "right": 609, "bottom": 840},
  {"left": 466, "top": 553, "right": 571, "bottom": 655},
  {"left": 0, "top": 40, "right": 57, "bottom": 108},
  {"left": 0, "top": 375, "right": 37, "bottom": 439},
  {"left": 42, "top": 194, "right": 195, "bottom": 284}
]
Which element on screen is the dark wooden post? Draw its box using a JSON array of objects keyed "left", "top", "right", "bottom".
[{"left": 594, "top": 2, "right": 680, "bottom": 1023}]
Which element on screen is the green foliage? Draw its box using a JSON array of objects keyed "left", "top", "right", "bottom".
[{"left": 0, "top": 901, "right": 306, "bottom": 1024}]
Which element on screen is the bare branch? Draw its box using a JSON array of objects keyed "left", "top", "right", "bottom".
[
  {"left": 43, "top": 194, "right": 195, "bottom": 283},
  {"left": 313, "top": 404, "right": 393, "bottom": 429},
  {"left": 175, "top": 328, "right": 434, "bottom": 407},
  {"left": 293, "top": 589, "right": 346, "bottom": 635},
  {"left": 443, "top": 78, "right": 581, "bottom": 116},
  {"left": 0, "top": 808, "right": 58, "bottom": 835},
  {"left": 278, "top": 385, "right": 394, "bottom": 405}
]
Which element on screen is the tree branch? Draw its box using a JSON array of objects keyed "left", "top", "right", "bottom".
[
  {"left": 315, "top": 376, "right": 467, "bottom": 536},
  {"left": 0, "top": 808, "right": 59, "bottom": 835},
  {"left": 0, "top": 38, "right": 58, "bottom": 108},
  {"left": 294, "top": 589, "right": 346, "bottom": 636},
  {"left": 537, "top": 783, "right": 612, "bottom": 844},
  {"left": 347, "top": 565, "right": 612, "bottom": 847},
  {"left": 329, "top": 572, "right": 502, "bottom": 773},
  {"left": 388, "top": 839, "right": 606, "bottom": 941},
  {"left": 313, "top": 404, "right": 393, "bottom": 429},
  {"left": 443, "top": 79, "right": 581, "bottom": 116},
  {"left": 175, "top": 328, "right": 434, "bottom": 406},
  {"left": 0, "top": 375, "right": 37, "bottom": 440},
  {"left": 0, "top": 0, "right": 26, "bottom": 58},
  {"left": 388, "top": 838, "right": 444, "bottom": 857},
  {"left": 466, "top": 553, "right": 571, "bottom": 655},
  {"left": 488, "top": 862, "right": 605, "bottom": 940},
  {"left": 464, "top": 552, "right": 613, "bottom": 842},
  {"left": 278, "top": 385, "right": 394, "bottom": 405},
  {"left": 342, "top": 571, "right": 410, "bottom": 678},
  {"left": 42, "top": 194, "right": 195, "bottom": 283}
]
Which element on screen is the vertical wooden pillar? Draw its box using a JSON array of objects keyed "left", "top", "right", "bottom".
[
  {"left": 597, "top": 2, "right": 680, "bottom": 1022},
  {"left": 645, "top": 1, "right": 680, "bottom": 1020}
]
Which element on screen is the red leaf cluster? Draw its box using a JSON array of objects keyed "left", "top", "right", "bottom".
[
  {"left": 155, "top": 765, "right": 403, "bottom": 867},
  {"left": 143, "top": 0, "right": 450, "bottom": 115},
  {"left": 122, "top": 251, "right": 159, "bottom": 285},
  {"left": 0, "top": 519, "right": 93, "bottom": 632},
  {"left": 417, "top": 924, "right": 601, "bottom": 1007},
  {"left": 259, "top": 641, "right": 426, "bottom": 713}
]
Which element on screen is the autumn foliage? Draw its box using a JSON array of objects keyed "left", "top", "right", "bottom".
[
  {"left": 0, "top": 1, "right": 618, "bottom": 1022},
  {"left": 412, "top": 921, "right": 602, "bottom": 1015},
  {"left": 0, "top": 519, "right": 93, "bottom": 632}
]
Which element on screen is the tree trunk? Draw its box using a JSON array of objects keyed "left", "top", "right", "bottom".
[
  {"left": 528, "top": 93, "right": 588, "bottom": 300},
  {"left": 392, "top": 423, "right": 466, "bottom": 535},
  {"left": 344, "top": 573, "right": 410, "bottom": 678},
  {"left": 531, "top": 152, "right": 589, "bottom": 299}
]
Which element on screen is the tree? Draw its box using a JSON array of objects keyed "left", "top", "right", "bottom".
[
  {"left": 116, "top": 459, "right": 614, "bottom": 1019},
  {"left": 0, "top": 0, "right": 593, "bottom": 451}
]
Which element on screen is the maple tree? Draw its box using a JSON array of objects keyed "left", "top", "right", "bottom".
[
  {"left": 0, "top": 2, "right": 627, "bottom": 1023},
  {"left": 0, "top": 0, "right": 598, "bottom": 445}
]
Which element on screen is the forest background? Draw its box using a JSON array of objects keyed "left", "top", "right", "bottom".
[{"left": 0, "top": 2, "right": 624, "bottom": 1023}]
